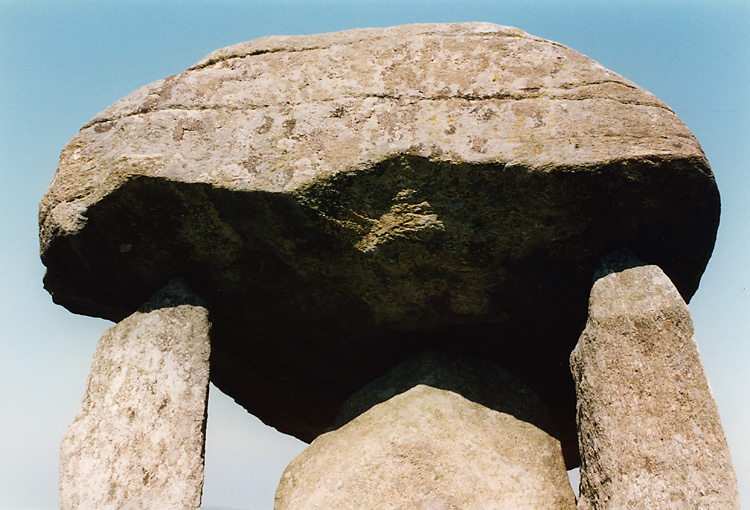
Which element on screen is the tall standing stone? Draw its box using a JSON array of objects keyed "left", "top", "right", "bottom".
[
  {"left": 276, "top": 352, "right": 576, "bottom": 509},
  {"left": 59, "top": 279, "right": 211, "bottom": 510},
  {"left": 570, "top": 251, "right": 738, "bottom": 509}
]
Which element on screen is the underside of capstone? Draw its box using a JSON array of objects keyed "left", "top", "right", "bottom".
[{"left": 40, "top": 23, "right": 720, "bottom": 467}]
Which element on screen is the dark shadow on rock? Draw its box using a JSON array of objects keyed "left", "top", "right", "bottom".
[
  {"left": 331, "top": 350, "right": 562, "bottom": 445},
  {"left": 137, "top": 277, "right": 207, "bottom": 313},
  {"left": 594, "top": 248, "right": 647, "bottom": 280},
  {"left": 40, "top": 153, "right": 718, "bottom": 472}
]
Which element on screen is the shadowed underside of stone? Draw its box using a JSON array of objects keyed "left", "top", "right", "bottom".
[{"left": 39, "top": 23, "right": 719, "bottom": 465}]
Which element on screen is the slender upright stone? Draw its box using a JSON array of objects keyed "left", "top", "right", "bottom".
[
  {"left": 570, "top": 250, "right": 738, "bottom": 509},
  {"left": 60, "top": 278, "right": 211, "bottom": 510},
  {"left": 276, "top": 352, "right": 576, "bottom": 510}
]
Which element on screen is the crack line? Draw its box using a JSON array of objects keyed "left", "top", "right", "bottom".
[
  {"left": 83, "top": 89, "right": 670, "bottom": 128},
  {"left": 188, "top": 28, "right": 544, "bottom": 70}
]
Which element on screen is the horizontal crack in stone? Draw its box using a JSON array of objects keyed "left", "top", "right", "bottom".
[
  {"left": 188, "top": 28, "right": 547, "bottom": 71},
  {"left": 83, "top": 85, "right": 669, "bottom": 128}
]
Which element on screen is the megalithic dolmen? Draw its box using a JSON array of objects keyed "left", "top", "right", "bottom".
[{"left": 40, "top": 23, "right": 737, "bottom": 508}]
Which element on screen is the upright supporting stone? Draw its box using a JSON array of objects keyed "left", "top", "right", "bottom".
[
  {"left": 60, "top": 279, "right": 211, "bottom": 510},
  {"left": 570, "top": 250, "right": 738, "bottom": 509},
  {"left": 275, "top": 352, "right": 576, "bottom": 509}
]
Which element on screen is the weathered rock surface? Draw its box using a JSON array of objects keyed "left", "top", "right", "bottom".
[
  {"left": 276, "top": 352, "right": 576, "bottom": 509},
  {"left": 570, "top": 251, "right": 738, "bottom": 509},
  {"left": 59, "top": 279, "right": 211, "bottom": 510},
  {"left": 40, "top": 23, "right": 720, "bottom": 463}
]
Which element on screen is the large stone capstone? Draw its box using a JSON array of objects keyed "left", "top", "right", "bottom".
[{"left": 39, "top": 23, "right": 720, "bottom": 464}]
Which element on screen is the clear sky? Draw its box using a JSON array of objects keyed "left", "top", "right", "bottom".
[{"left": 1, "top": 1, "right": 748, "bottom": 508}]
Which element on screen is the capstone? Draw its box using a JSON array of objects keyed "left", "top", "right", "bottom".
[{"left": 40, "top": 22, "right": 721, "bottom": 467}]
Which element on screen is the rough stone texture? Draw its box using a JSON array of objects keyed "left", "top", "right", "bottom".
[
  {"left": 59, "top": 279, "right": 211, "bottom": 510},
  {"left": 39, "top": 23, "right": 720, "bottom": 463},
  {"left": 570, "top": 251, "right": 738, "bottom": 509},
  {"left": 276, "top": 352, "right": 576, "bottom": 509}
]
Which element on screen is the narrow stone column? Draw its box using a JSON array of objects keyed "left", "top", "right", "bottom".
[
  {"left": 60, "top": 278, "right": 211, "bottom": 510},
  {"left": 275, "top": 352, "right": 576, "bottom": 509},
  {"left": 570, "top": 250, "right": 738, "bottom": 509}
]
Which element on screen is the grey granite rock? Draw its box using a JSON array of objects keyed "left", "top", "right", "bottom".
[
  {"left": 276, "top": 352, "right": 576, "bottom": 509},
  {"left": 59, "top": 279, "right": 211, "bottom": 510},
  {"left": 570, "top": 251, "right": 738, "bottom": 509},
  {"left": 40, "top": 23, "right": 720, "bottom": 462}
]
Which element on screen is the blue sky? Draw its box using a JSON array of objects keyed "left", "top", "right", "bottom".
[{"left": 1, "top": 1, "right": 748, "bottom": 508}]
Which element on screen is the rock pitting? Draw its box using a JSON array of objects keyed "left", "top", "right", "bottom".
[{"left": 40, "top": 22, "right": 735, "bottom": 508}]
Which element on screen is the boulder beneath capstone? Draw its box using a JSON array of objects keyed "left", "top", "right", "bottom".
[
  {"left": 276, "top": 352, "right": 576, "bottom": 509},
  {"left": 39, "top": 23, "right": 720, "bottom": 465}
]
